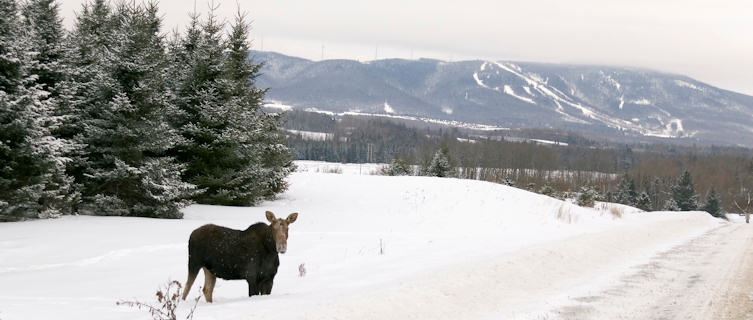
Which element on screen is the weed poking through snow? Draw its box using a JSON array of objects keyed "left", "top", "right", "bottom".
[{"left": 117, "top": 280, "right": 199, "bottom": 320}]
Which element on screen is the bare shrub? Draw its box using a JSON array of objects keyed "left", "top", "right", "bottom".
[{"left": 117, "top": 280, "right": 199, "bottom": 320}]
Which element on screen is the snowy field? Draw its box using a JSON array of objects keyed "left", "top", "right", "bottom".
[{"left": 0, "top": 161, "right": 742, "bottom": 319}]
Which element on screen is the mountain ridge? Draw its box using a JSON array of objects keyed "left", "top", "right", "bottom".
[{"left": 250, "top": 50, "right": 753, "bottom": 147}]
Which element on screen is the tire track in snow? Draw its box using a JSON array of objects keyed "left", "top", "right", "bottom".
[{"left": 551, "top": 222, "right": 753, "bottom": 320}]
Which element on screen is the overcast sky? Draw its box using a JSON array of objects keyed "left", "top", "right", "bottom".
[{"left": 58, "top": 0, "right": 753, "bottom": 95}]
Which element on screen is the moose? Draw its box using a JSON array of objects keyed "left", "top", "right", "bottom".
[{"left": 182, "top": 211, "right": 298, "bottom": 302}]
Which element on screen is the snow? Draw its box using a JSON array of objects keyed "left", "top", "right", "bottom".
[
  {"left": 286, "top": 129, "right": 332, "bottom": 141},
  {"left": 675, "top": 79, "right": 702, "bottom": 91},
  {"left": 529, "top": 139, "right": 569, "bottom": 146},
  {"left": 0, "top": 162, "right": 726, "bottom": 320},
  {"left": 300, "top": 106, "right": 506, "bottom": 131},
  {"left": 263, "top": 101, "right": 294, "bottom": 111},
  {"left": 503, "top": 85, "right": 536, "bottom": 104},
  {"left": 632, "top": 98, "right": 652, "bottom": 105},
  {"left": 383, "top": 101, "right": 395, "bottom": 114}
]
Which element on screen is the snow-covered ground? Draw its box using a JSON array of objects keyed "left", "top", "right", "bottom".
[{"left": 0, "top": 162, "right": 741, "bottom": 319}]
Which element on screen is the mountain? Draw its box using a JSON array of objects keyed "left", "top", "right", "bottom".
[{"left": 250, "top": 51, "right": 753, "bottom": 147}]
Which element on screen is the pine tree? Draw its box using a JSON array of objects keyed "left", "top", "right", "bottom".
[
  {"left": 74, "top": 2, "right": 195, "bottom": 218},
  {"left": 0, "top": 0, "right": 73, "bottom": 220},
  {"left": 382, "top": 157, "right": 412, "bottom": 176},
  {"left": 671, "top": 169, "right": 699, "bottom": 211},
  {"left": 425, "top": 148, "right": 454, "bottom": 177},
  {"left": 636, "top": 191, "right": 651, "bottom": 211},
  {"left": 614, "top": 174, "right": 637, "bottom": 206},
  {"left": 702, "top": 187, "right": 723, "bottom": 218},
  {"left": 663, "top": 198, "right": 680, "bottom": 211},
  {"left": 577, "top": 186, "right": 598, "bottom": 207},
  {"left": 168, "top": 7, "right": 292, "bottom": 205}
]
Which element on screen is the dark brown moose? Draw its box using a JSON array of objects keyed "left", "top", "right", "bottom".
[{"left": 182, "top": 211, "right": 298, "bottom": 302}]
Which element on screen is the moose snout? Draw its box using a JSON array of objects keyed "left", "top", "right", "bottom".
[{"left": 277, "top": 243, "right": 287, "bottom": 254}]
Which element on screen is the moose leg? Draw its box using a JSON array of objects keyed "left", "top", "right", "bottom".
[
  {"left": 259, "top": 277, "right": 274, "bottom": 295},
  {"left": 182, "top": 261, "right": 201, "bottom": 300},
  {"left": 202, "top": 267, "right": 217, "bottom": 303},
  {"left": 246, "top": 278, "right": 260, "bottom": 297}
]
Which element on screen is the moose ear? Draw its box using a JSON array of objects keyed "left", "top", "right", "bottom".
[
  {"left": 265, "top": 211, "right": 276, "bottom": 222},
  {"left": 286, "top": 212, "right": 298, "bottom": 224}
]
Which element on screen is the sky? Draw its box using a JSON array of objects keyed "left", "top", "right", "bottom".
[{"left": 57, "top": 0, "right": 753, "bottom": 95}]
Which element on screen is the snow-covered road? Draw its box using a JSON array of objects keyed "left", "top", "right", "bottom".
[
  {"left": 0, "top": 165, "right": 748, "bottom": 319},
  {"left": 551, "top": 221, "right": 753, "bottom": 320}
]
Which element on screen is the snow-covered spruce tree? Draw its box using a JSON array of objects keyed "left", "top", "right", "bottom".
[
  {"left": 382, "top": 157, "right": 412, "bottom": 176},
  {"left": 74, "top": 2, "right": 195, "bottom": 218},
  {"left": 614, "top": 174, "right": 637, "bottom": 206},
  {"left": 671, "top": 169, "right": 698, "bottom": 211},
  {"left": 424, "top": 148, "right": 454, "bottom": 177},
  {"left": 635, "top": 191, "right": 651, "bottom": 211},
  {"left": 0, "top": 0, "right": 73, "bottom": 221},
  {"left": 702, "top": 187, "right": 723, "bottom": 218},
  {"left": 168, "top": 9, "right": 292, "bottom": 205},
  {"left": 576, "top": 186, "right": 598, "bottom": 207},
  {"left": 663, "top": 198, "right": 680, "bottom": 211}
]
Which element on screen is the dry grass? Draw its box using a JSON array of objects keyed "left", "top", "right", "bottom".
[
  {"left": 609, "top": 206, "right": 624, "bottom": 218},
  {"left": 556, "top": 204, "right": 574, "bottom": 224},
  {"left": 317, "top": 167, "right": 343, "bottom": 174}
]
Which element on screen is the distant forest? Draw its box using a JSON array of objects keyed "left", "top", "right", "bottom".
[{"left": 281, "top": 110, "right": 753, "bottom": 214}]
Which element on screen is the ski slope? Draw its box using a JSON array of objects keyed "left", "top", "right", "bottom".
[{"left": 0, "top": 162, "right": 742, "bottom": 319}]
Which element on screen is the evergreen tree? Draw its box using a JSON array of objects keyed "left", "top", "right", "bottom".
[
  {"left": 671, "top": 169, "right": 699, "bottom": 211},
  {"left": 168, "top": 8, "right": 292, "bottom": 205},
  {"left": 382, "top": 157, "right": 412, "bottom": 176},
  {"left": 663, "top": 198, "right": 680, "bottom": 211},
  {"left": 21, "top": 0, "right": 66, "bottom": 96},
  {"left": 702, "top": 187, "right": 723, "bottom": 218},
  {"left": 577, "top": 186, "right": 598, "bottom": 207},
  {"left": 75, "top": 2, "right": 195, "bottom": 218},
  {"left": 425, "top": 148, "right": 454, "bottom": 177},
  {"left": 614, "top": 174, "right": 637, "bottom": 206},
  {"left": 636, "top": 192, "right": 651, "bottom": 211},
  {"left": 0, "top": 0, "right": 73, "bottom": 220}
]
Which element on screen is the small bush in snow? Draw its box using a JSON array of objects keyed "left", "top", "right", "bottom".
[
  {"left": 539, "top": 184, "right": 556, "bottom": 197},
  {"left": 577, "top": 186, "right": 598, "bottom": 207},
  {"left": 117, "top": 280, "right": 199, "bottom": 320},
  {"left": 423, "top": 148, "right": 455, "bottom": 178}
]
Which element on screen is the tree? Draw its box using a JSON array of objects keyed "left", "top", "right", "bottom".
[
  {"left": 635, "top": 192, "right": 651, "bottom": 211},
  {"left": 425, "top": 148, "right": 454, "bottom": 177},
  {"left": 671, "top": 169, "right": 699, "bottom": 211},
  {"left": 74, "top": 2, "right": 195, "bottom": 218},
  {"left": 614, "top": 174, "right": 637, "bottom": 206},
  {"left": 382, "top": 157, "right": 412, "bottom": 176},
  {"left": 0, "top": 0, "right": 73, "bottom": 220},
  {"left": 168, "top": 7, "right": 292, "bottom": 205},
  {"left": 702, "top": 187, "right": 723, "bottom": 218},
  {"left": 577, "top": 186, "right": 598, "bottom": 207}
]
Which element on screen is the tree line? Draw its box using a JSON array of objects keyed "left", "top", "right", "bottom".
[
  {"left": 0, "top": 0, "right": 292, "bottom": 221},
  {"left": 283, "top": 111, "right": 753, "bottom": 215}
]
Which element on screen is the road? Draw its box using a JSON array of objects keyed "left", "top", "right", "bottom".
[{"left": 552, "top": 222, "right": 753, "bottom": 319}]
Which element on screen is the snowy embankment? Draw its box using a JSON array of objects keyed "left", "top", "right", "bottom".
[{"left": 0, "top": 162, "right": 726, "bottom": 319}]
